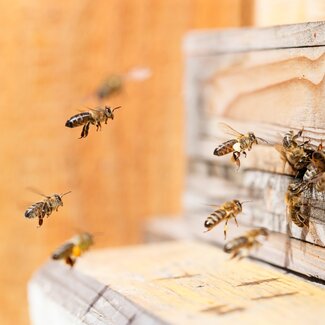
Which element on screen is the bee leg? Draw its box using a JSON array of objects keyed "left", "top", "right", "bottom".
[
  {"left": 80, "top": 123, "right": 90, "bottom": 138},
  {"left": 96, "top": 122, "right": 101, "bottom": 131},
  {"left": 230, "top": 249, "right": 240, "bottom": 260},
  {"left": 65, "top": 256, "right": 76, "bottom": 268},
  {"left": 38, "top": 218, "right": 43, "bottom": 227},
  {"left": 242, "top": 151, "right": 247, "bottom": 158},
  {"left": 233, "top": 216, "right": 239, "bottom": 227},
  {"left": 224, "top": 218, "right": 229, "bottom": 239},
  {"left": 231, "top": 152, "right": 241, "bottom": 169}
]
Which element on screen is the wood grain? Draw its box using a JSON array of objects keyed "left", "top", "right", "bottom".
[
  {"left": 145, "top": 217, "right": 325, "bottom": 280},
  {"left": 29, "top": 241, "right": 325, "bottom": 324}
]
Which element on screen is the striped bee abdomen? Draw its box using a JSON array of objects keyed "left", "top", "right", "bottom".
[
  {"left": 224, "top": 236, "right": 248, "bottom": 253},
  {"left": 65, "top": 112, "right": 93, "bottom": 128},
  {"left": 213, "top": 139, "right": 237, "bottom": 156},
  {"left": 204, "top": 209, "right": 227, "bottom": 230},
  {"left": 25, "top": 202, "right": 46, "bottom": 219}
]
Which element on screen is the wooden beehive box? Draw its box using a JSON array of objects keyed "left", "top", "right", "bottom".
[{"left": 181, "top": 21, "right": 325, "bottom": 279}]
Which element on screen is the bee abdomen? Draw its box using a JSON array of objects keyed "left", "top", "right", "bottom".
[
  {"left": 224, "top": 236, "right": 248, "bottom": 253},
  {"left": 52, "top": 243, "right": 74, "bottom": 260},
  {"left": 214, "top": 140, "right": 237, "bottom": 156},
  {"left": 25, "top": 202, "right": 44, "bottom": 219},
  {"left": 204, "top": 209, "right": 227, "bottom": 229},
  {"left": 65, "top": 112, "right": 92, "bottom": 128}
]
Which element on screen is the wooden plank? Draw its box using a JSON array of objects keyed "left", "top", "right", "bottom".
[
  {"left": 29, "top": 261, "right": 164, "bottom": 325},
  {"left": 38, "top": 241, "right": 325, "bottom": 325},
  {"left": 185, "top": 169, "right": 325, "bottom": 246},
  {"left": 184, "top": 21, "right": 325, "bottom": 56},
  {"left": 145, "top": 218, "right": 325, "bottom": 280}
]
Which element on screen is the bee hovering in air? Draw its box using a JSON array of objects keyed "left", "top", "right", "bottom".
[
  {"left": 25, "top": 190, "right": 71, "bottom": 227},
  {"left": 65, "top": 105, "right": 122, "bottom": 138},
  {"left": 52, "top": 232, "right": 94, "bottom": 267},
  {"left": 213, "top": 123, "right": 267, "bottom": 168},
  {"left": 204, "top": 199, "right": 247, "bottom": 239},
  {"left": 224, "top": 228, "right": 269, "bottom": 260},
  {"left": 275, "top": 128, "right": 312, "bottom": 176},
  {"left": 285, "top": 182, "right": 310, "bottom": 228}
]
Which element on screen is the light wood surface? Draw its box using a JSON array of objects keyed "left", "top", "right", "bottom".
[
  {"left": 29, "top": 241, "right": 325, "bottom": 325},
  {"left": 184, "top": 21, "right": 325, "bottom": 276}
]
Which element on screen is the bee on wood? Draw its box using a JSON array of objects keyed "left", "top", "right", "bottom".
[
  {"left": 52, "top": 232, "right": 94, "bottom": 267},
  {"left": 25, "top": 191, "right": 71, "bottom": 227},
  {"left": 204, "top": 199, "right": 246, "bottom": 239},
  {"left": 285, "top": 182, "right": 310, "bottom": 228},
  {"left": 275, "top": 129, "right": 312, "bottom": 175},
  {"left": 65, "top": 106, "right": 121, "bottom": 138},
  {"left": 213, "top": 123, "right": 267, "bottom": 168},
  {"left": 224, "top": 228, "right": 269, "bottom": 259}
]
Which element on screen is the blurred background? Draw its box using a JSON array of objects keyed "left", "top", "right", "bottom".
[{"left": 0, "top": 0, "right": 324, "bottom": 324}]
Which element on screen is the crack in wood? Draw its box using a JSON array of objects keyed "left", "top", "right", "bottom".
[{"left": 236, "top": 277, "right": 279, "bottom": 287}]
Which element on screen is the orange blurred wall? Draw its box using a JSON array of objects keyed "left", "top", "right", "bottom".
[{"left": 0, "top": 1, "right": 245, "bottom": 324}]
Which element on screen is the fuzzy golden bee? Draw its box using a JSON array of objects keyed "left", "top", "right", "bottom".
[
  {"left": 223, "top": 228, "right": 269, "bottom": 259},
  {"left": 285, "top": 182, "right": 309, "bottom": 228},
  {"left": 65, "top": 106, "right": 121, "bottom": 138},
  {"left": 204, "top": 199, "right": 245, "bottom": 239},
  {"left": 25, "top": 191, "right": 71, "bottom": 227},
  {"left": 275, "top": 129, "right": 312, "bottom": 175},
  {"left": 213, "top": 123, "right": 267, "bottom": 168},
  {"left": 52, "top": 232, "right": 94, "bottom": 267}
]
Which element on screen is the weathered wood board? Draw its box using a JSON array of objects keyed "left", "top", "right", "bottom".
[
  {"left": 184, "top": 21, "right": 325, "bottom": 274},
  {"left": 29, "top": 241, "right": 325, "bottom": 325}
]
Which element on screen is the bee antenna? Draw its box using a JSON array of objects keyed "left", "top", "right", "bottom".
[
  {"left": 112, "top": 106, "right": 122, "bottom": 113},
  {"left": 60, "top": 191, "right": 72, "bottom": 198},
  {"left": 240, "top": 200, "right": 252, "bottom": 205},
  {"left": 256, "top": 137, "right": 269, "bottom": 144}
]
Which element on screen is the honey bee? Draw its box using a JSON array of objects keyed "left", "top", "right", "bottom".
[
  {"left": 25, "top": 191, "right": 71, "bottom": 227},
  {"left": 285, "top": 182, "right": 309, "bottom": 228},
  {"left": 315, "top": 172, "right": 325, "bottom": 192},
  {"left": 96, "top": 75, "right": 123, "bottom": 100},
  {"left": 52, "top": 232, "right": 94, "bottom": 267},
  {"left": 204, "top": 199, "right": 245, "bottom": 239},
  {"left": 65, "top": 106, "right": 121, "bottom": 138},
  {"left": 213, "top": 123, "right": 267, "bottom": 168},
  {"left": 224, "top": 228, "right": 269, "bottom": 259},
  {"left": 275, "top": 129, "right": 312, "bottom": 175}
]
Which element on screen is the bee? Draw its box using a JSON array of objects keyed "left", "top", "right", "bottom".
[
  {"left": 315, "top": 172, "right": 325, "bottom": 192},
  {"left": 275, "top": 129, "right": 312, "bottom": 175},
  {"left": 204, "top": 199, "right": 245, "bottom": 239},
  {"left": 224, "top": 228, "right": 269, "bottom": 259},
  {"left": 52, "top": 232, "right": 94, "bottom": 267},
  {"left": 65, "top": 106, "right": 121, "bottom": 138},
  {"left": 285, "top": 182, "right": 309, "bottom": 228},
  {"left": 213, "top": 123, "right": 267, "bottom": 168},
  {"left": 25, "top": 191, "right": 71, "bottom": 227},
  {"left": 96, "top": 75, "right": 123, "bottom": 100}
]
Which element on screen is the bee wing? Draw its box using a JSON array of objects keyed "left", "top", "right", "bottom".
[
  {"left": 219, "top": 122, "right": 244, "bottom": 138},
  {"left": 26, "top": 187, "right": 49, "bottom": 198},
  {"left": 52, "top": 242, "right": 74, "bottom": 260}
]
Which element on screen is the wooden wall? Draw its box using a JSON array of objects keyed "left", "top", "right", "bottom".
[{"left": 0, "top": 1, "right": 245, "bottom": 324}]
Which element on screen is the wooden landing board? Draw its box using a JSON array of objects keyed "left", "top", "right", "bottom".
[
  {"left": 29, "top": 241, "right": 325, "bottom": 325},
  {"left": 145, "top": 217, "right": 325, "bottom": 280}
]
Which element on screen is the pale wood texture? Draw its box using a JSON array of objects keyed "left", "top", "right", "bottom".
[
  {"left": 146, "top": 217, "right": 325, "bottom": 280},
  {"left": 0, "top": 1, "right": 245, "bottom": 324},
  {"left": 253, "top": 0, "right": 325, "bottom": 26},
  {"left": 184, "top": 21, "right": 325, "bottom": 277},
  {"left": 29, "top": 241, "right": 325, "bottom": 325}
]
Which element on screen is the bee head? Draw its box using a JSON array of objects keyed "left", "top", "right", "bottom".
[
  {"left": 259, "top": 227, "right": 269, "bottom": 237},
  {"left": 234, "top": 200, "right": 242, "bottom": 212},
  {"left": 105, "top": 105, "right": 122, "bottom": 120},
  {"left": 54, "top": 194, "right": 63, "bottom": 206},
  {"left": 312, "top": 151, "right": 325, "bottom": 161},
  {"left": 248, "top": 132, "right": 258, "bottom": 144}
]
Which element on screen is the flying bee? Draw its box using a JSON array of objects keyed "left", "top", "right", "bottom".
[
  {"left": 275, "top": 129, "right": 312, "bottom": 175},
  {"left": 285, "top": 182, "right": 310, "bottom": 228},
  {"left": 52, "top": 232, "right": 94, "bottom": 267},
  {"left": 204, "top": 199, "right": 247, "bottom": 239},
  {"left": 65, "top": 105, "right": 122, "bottom": 138},
  {"left": 224, "top": 228, "right": 269, "bottom": 259},
  {"left": 96, "top": 75, "right": 123, "bottom": 100},
  {"left": 213, "top": 123, "right": 267, "bottom": 168},
  {"left": 25, "top": 191, "right": 71, "bottom": 227}
]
